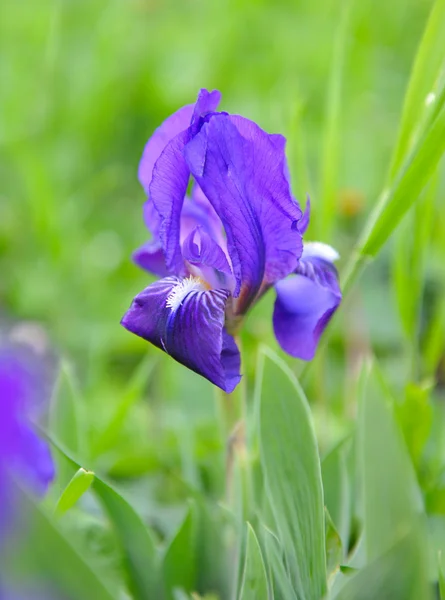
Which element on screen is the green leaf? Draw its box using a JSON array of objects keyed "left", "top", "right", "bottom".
[
  {"left": 50, "top": 361, "right": 83, "bottom": 486},
  {"left": 257, "top": 345, "right": 326, "bottom": 600},
  {"left": 321, "top": 442, "right": 351, "bottom": 555},
  {"left": 163, "top": 505, "right": 197, "bottom": 600},
  {"left": 392, "top": 176, "right": 437, "bottom": 348},
  {"left": 325, "top": 508, "right": 343, "bottom": 582},
  {"left": 93, "top": 478, "right": 159, "bottom": 600},
  {"left": 344, "top": 98, "right": 445, "bottom": 288},
  {"left": 195, "top": 499, "right": 230, "bottom": 600},
  {"left": 91, "top": 353, "right": 156, "bottom": 457},
  {"left": 389, "top": 0, "right": 445, "bottom": 177},
  {"left": 358, "top": 362, "right": 424, "bottom": 560},
  {"left": 261, "top": 525, "right": 296, "bottom": 600},
  {"left": 43, "top": 430, "right": 159, "bottom": 600},
  {"left": 238, "top": 523, "right": 269, "bottom": 600},
  {"left": 55, "top": 467, "right": 95, "bottom": 516},
  {"left": 440, "top": 567, "right": 445, "bottom": 599},
  {"left": 15, "top": 484, "right": 118, "bottom": 600},
  {"left": 395, "top": 381, "right": 433, "bottom": 468},
  {"left": 355, "top": 361, "right": 431, "bottom": 599},
  {"left": 333, "top": 532, "right": 433, "bottom": 600},
  {"left": 319, "top": 0, "right": 352, "bottom": 241}
]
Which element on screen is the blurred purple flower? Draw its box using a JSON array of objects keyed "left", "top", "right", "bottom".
[
  {"left": 0, "top": 345, "right": 54, "bottom": 542},
  {"left": 121, "top": 89, "right": 341, "bottom": 392}
]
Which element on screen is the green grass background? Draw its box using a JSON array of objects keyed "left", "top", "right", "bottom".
[{"left": 2, "top": 0, "right": 445, "bottom": 598}]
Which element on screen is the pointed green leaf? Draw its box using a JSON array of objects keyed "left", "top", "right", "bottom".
[
  {"left": 16, "top": 484, "right": 118, "bottom": 600},
  {"left": 50, "top": 361, "right": 83, "bottom": 486},
  {"left": 390, "top": 0, "right": 445, "bottom": 177},
  {"left": 238, "top": 523, "right": 269, "bottom": 600},
  {"left": 257, "top": 345, "right": 326, "bottom": 600},
  {"left": 356, "top": 362, "right": 431, "bottom": 599},
  {"left": 333, "top": 533, "right": 432, "bottom": 600},
  {"left": 55, "top": 467, "right": 95, "bottom": 516},
  {"left": 325, "top": 508, "right": 343, "bottom": 581},
  {"left": 319, "top": 0, "right": 352, "bottom": 240},
  {"left": 358, "top": 362, "right": 424, "bottom": 560},
  {"left": 93, "top": 478, "right": 159, "bottom": 600},
  {"left": 322, "top": 442, "right": 351, "bottom": 554},
  {"left": 261, "top": 526, "right": 295, "bottom": 600},
  {"left": 163, "top": 505, "right": 197, "bottom": 600},
  {"left": 91, "top": 353, "right": 156, "bottom": 457},
  {"left": 43, "top": 430, "right": 159, "bottom": 600}
]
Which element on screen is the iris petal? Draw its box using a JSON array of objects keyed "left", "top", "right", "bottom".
[
  {"left": 149, "top": 90, "right": 222, "bottom": 275},
  {"left": 273, "top": 247, "right": 341, "bottom": 360},
  {"left": 184, "top": 114, "right": 303, "bottom": 312},
  {"left": 138, "top": 103, "right": 195, "bottom": 196},
  {"left": 133, "top": 240, "right": 169, "bottom": 277},
  {"left": 121, "top": 276, "right": 241, "bottom": 392},
  {"left": 182, "top": 227, "right": 232, "bottom": 275}
]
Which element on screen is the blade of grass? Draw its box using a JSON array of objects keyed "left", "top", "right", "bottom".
[
  {"left": 91, "top": 353, "right": 156, "bottom": 458},
  {"left": 319, "top": 0, "right": 352, "bottom": 241},
  {"left": 343, "top": 97, "right": 445, "bottom": 294},
  {"left": 392, "top": 173, "right": 437, "bottom": 376},
  {"left": 389, "top": 0, "right": 445, "bottom": 178}
]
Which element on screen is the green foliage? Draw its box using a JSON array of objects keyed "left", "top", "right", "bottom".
[
  {"left": 238, "top": 524, "right": 269, "bottom": 600},
  {"left": 3, "top": 0, "right": 445, "bottom": 598},
  {"left": 55, "top": 467, "right": 95, "bottom": 516},
  {"left": 257, "top": 346, "right": 327, "bottom": 599}
]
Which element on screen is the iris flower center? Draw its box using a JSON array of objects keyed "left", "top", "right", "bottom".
[{"left": 165, "top": 276, "right": 206, "bottom": 311}]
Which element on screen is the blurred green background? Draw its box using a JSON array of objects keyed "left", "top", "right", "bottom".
[{"left": 2, "top": 0, "right": 445, "bottom": 597}]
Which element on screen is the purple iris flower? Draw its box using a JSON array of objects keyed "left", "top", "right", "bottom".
[
  {"left": 121, "top": 89, "right": 341, "bottom": 393},
  {"left": 0, "top": 346, "right": 55, "bottom": 543}
]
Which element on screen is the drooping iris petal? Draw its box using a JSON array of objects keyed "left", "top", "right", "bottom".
[
  {"left": 133, "top": 240, "right": 169, "bottom": 277},
  {"left": 121, "top": 276, "right": 241, "bottom": 393},
  {"left": 272, "top": 243, "right": 341, "bottom": 360},
  {"left": 149, "top": 90, "right": 222, "bottom": 275},
  {"left": 184, "top": 114, "right": 303, "bottom": 312}
]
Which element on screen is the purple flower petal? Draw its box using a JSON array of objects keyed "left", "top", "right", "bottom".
[
  {"left": 298, "top": 197, "right": 311, "bottom": 234},
  {"left": 139, "top": 90, "right": 221, "bottom": 274},
  {"left": 273, "top": 243, "right": 341, "bottom": 360},
  {"left": 133, "top": 240, "right": 169, "bottom": 277},
  {"left": 150, "top": 129, "right": 191, "bottom": 274},
  {"left": 182, "top": 227, "right": 231, "bottom": 274},
  {"left": 0, "top": 347, "right": 55, "bottom": 545},
  {"left": 182, "top": 227, "right": 233, "bottom": 290},
  {"left": 184, "top": 114, "right": 303, "bottom": 312},
  {"left": 138, "top": 103, "right": 195, "bottom": 196},
  {"left": 121, "top": 276, "right": 241, "bottom": 392}
]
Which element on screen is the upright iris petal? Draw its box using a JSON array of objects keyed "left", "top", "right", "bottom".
[
  {"left": 185, "top": 114, "right": 303, "bottom": 310},
  {"left": 0, "top": 345, "right": 55, "bottom": 544},
  {"left": 122, "top": 89, "right": 342, "bottom": 392}
]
